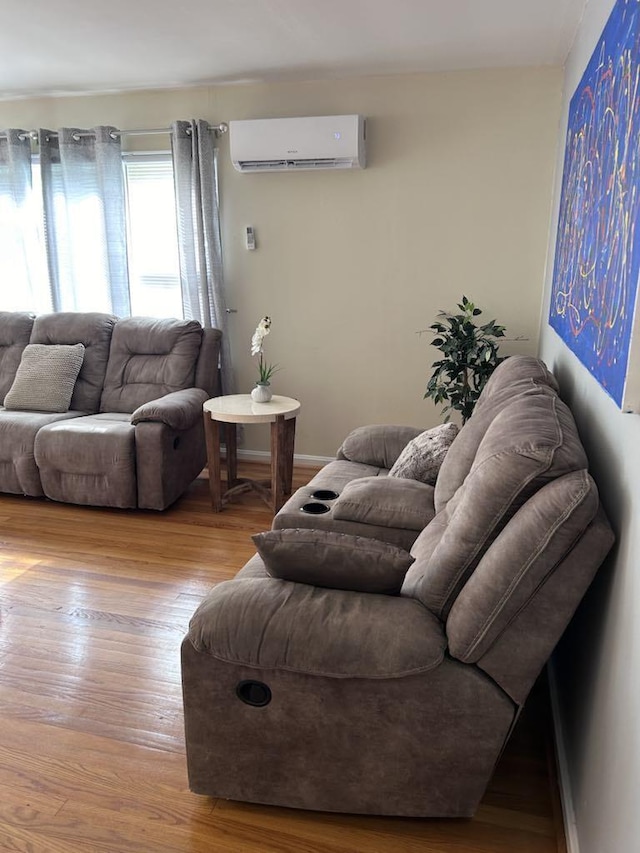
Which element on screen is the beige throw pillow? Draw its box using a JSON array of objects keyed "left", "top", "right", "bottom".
[
  {"left": 4, "top": 343, "right": 85, "bottom": 413},
  {"left": 253, "top": 528, "right": 414, "bottom": 595},
  {"left": 388, "top": 422, "right": 459, "bottom": 484}
]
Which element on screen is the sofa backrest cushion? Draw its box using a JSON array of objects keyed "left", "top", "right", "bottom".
[
  {"left": 401, "top": 392, "right": 588, "bottom": 619},
  {"left": 30, "top": 312, "right": 116, "bottom": 413},
  {"left": 434, "top": 380, "right": 557, "bottom": 512},
  {"left": 100, "top": 317, "right": 203, "bottom": 413},
  {"left": 471, "top": 506, "right": 614, "bottom": 705},
  {"left": 445, "top": 470, "right": 599, "bottom": 664},
  {"left": 0, "top": 312, "right": 34, "bottom": 404},
  {"left": 434, "top": 357, "right": 560, "bottom": 513},
  {"left": 475, "top": 354, "right": 559, "bottom": 406}
]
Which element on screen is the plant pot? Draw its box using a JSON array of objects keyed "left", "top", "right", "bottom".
[{"left": 251, "top": 383, "right": 272, "bottom": 403}]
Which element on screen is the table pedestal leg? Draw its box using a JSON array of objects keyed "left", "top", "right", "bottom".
[
  {"left": 225, "top": 423, "right": 238, "bottom": 488},
  {"left": 271, "top": 415, "right": 297, "bottom": 511},
  {"left": 282, "top": 416, "right": 296, "bottom": 495},
  {"left": 203, "top": 412, "right": 223, "bottom": 512}
]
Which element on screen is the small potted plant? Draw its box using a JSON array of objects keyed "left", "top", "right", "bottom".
[
  {"left": 250, "top": 316, "right": 280, "bottom": 402},
  {"left": 423, "top": 296, "right": 506, "bottom": 423}
]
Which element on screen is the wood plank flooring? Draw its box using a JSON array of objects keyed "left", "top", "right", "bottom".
[{"left": 0, "top": 463, "right": 565, "bottom": 852}]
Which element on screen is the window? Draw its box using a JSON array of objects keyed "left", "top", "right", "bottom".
[
  {"left": 123, "top": 153, "right": 183, "bottom": 318},
  {"left": 0, "top": 151, "right": 183, "bottom": 319}
]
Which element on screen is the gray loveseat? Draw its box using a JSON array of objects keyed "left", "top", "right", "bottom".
[
  {"left": 0, "top": 311, "right": 221, "bottom": 510},
  {"left": 181, "top": 355, "right": 614, "bottom": 817}
]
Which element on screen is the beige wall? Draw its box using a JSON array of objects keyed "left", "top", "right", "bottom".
[
  {"left": 0, "top": 67, "right": 562, "bottom": 457},
  {"left": 539, "top": 2, "right": 640, "bottom": 852}
]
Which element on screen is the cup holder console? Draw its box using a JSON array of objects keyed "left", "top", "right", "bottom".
[
  {"left": 311, "top": 489, "right": 339, "bottom": 501},
  {"left": 301, "top": 489, "right": 339, "bottom": 514},
  {"left": 301, "top": 502, "right": 330, "bottom": 515}
]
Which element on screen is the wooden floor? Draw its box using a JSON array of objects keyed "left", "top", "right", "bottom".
[{"left": 0, "top": 462, "right": 565, "bottom": 853}]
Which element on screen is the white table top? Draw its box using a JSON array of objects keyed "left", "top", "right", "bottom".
[{"left": 203, "top": 394, "right": 301, "bottom": 424}]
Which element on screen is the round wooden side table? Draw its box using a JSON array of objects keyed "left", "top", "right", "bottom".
[{"left": 202, "top": 394, "right": 301, "bottom": 513}]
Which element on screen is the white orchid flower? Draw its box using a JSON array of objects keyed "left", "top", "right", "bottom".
[
  {"left": 250, "top": 316, "right": 272, "bottom": 355},
  {"left": 250, "top": 316, "right": 279, "bottom": 384}
]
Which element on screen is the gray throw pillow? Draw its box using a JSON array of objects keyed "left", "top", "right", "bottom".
[
  {"left": 4, "top": 343, "right": 85, "bottom": 413},
  {"left": 252, "top": 528, "right": 414, "bottom": 595},
  {"left": 388, "top": 422, "right": 459, "bottom": 484}
]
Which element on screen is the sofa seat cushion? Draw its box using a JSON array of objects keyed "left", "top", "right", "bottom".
[
  {"left": 402, "top": 392, "right": 589, "bottom": 619},
  {"left": 332, "top": 476, "right": 436, "bottom": 531},
  {"left": 4, "top": 343, "right": 85, "bottom": 413},
  {"left": 0, "top": 311, "right": 34, "bottom": 404},
  {"left": 0, "top": 407, "right": 83, "bottom": 496},
  {"left": 100, "top": 317, "right": 203, "bottom": 414},
  {"left": 253, "top": 529, "right": 414, "bottom": 594},
  {"left": 188, "top": 577, "right": 446, "bottom": 678},
  {"left": 273, "top": 461, "right": 420, "bottom": 550},
  {"left": 34, "top": 413, "right": 137, "bottom": 508}
]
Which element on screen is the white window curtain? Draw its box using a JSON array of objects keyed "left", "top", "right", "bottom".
[
  {"left": 171, "top": 119, "right": 235, "bottom": 395},
  {"left": 0, "top": 129, "right": 51, "bottom": 311},
  {"left": 39, "top": 126, "right": 131, "bottom": 316}
]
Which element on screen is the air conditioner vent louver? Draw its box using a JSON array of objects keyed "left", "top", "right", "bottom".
[
  {"left": 230, "top": 116, "right": 366, "bottom": 173},
  {"left": 236, "top": 157, "right": 356, "bottom": 172}
]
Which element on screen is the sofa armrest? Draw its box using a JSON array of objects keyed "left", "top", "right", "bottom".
[
  {"left": 332, "top": 476, "right": 436, "bottom": 531},
  {"left": 337, "top": 424, "right": 424, "bottom": 468},
  {"left": 131, "top": 388, "right": 209, "bottom": 430},
  {"left": 187, "top": 577, "right": 446, "bottom": 679}
]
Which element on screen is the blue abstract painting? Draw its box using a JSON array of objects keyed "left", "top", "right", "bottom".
[{"left": 549, "top": 0, "right": 640, "bottom": 409}]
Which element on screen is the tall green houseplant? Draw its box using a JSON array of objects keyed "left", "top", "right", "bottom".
[{"left": 424, "top": 296, "right": 506, "bottom": 423}]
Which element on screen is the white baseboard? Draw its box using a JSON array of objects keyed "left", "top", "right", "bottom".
[
  {"left": 236, "top": 449, "right": 333, "bottom": 467},
  {"left": 548, "top": 660, "right": 580, "bottom": 853}
]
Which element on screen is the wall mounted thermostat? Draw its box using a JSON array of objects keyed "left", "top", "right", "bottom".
[{"left": 246, "top": 226, "right": 256, "bottom": 250}]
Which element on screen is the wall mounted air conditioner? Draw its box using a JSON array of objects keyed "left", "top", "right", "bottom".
[{"left": 229, "top": 115, "right": 366, "bottom": 172}]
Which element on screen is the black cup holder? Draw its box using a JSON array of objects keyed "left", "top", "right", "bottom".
[
  {"left": 301, "top": 501, "right": 330, "bottom": 515},
  {"left": 236, "top": 680, "right": 272, "bottom": 707},
  {"left": 311, "top": 489, "right": 339, "bottom": 501}
]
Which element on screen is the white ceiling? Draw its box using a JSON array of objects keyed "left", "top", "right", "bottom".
[{"left": 0, "top": 0, "right": 586, "bottom": 101}]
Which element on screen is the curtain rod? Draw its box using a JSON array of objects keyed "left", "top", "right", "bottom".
[{"left": 4, "top": 123, "right": 228, "bottom": 142}]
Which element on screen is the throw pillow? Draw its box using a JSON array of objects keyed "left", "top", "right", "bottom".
[
  {"left": 388, "top": 422, "right": 459, "bottom": 484},
  {"left": 252, "top": 528, "right": 414, "bottom": 595},
  {"left": 4, "top": 343, "right": 85, "bottom": 413}
]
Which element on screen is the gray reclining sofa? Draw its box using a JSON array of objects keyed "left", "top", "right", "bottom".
[
  {"left": 181, "top": 355, "right": 614, "bottom": 817},
  {"left": 0, "top": 311, "right": 221, "bottom": 510}
]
